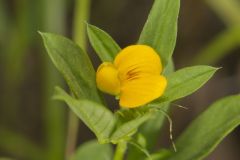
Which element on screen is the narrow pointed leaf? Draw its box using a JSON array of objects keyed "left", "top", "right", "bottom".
[
  {"left": 153, "top": 66, "right": 218, "bottom": 104},
  {"left": 136, "top": 0, "right": 180, "bottom": 156},
  {"left": 54, "top": 87, "right": 115, "bottom": 143},
  {"left": 87, "top": 24, "right": 121, "bottom": 62},
  {"left": 138, "top": 0, "right": 180, "bottom": 67},
  {"left": 71, "top": 140, "right": 113, "bottom": 160},
  {"left": 111, "top": 112, "right": 154, "bottom": 143},
  {"left": 40, "top": 32, "right": 102, "bottom": 103},
  {"left": 168, "top": 95, "right": 240, "bottom": 160}
]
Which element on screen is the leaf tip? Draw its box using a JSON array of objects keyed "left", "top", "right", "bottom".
[
  {"left": 210, "top": 66, "right": 221, "bottom": 74},
  {"left": 216, "top": 66, "right": 222, "bottom": 70},
  {"left": 38, "top": 31, "right": 47, "bottom": 38},
  {"left": 38, "top": 31, "right": 51, "bottom": 43},
  {"left": 37, "top": 30, "right": 43, "bottom": 35},
  {"left": 52, "top": 86, "right": 68, "bottom": 101}
]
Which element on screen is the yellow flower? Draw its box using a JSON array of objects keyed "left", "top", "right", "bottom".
[{"left": 96, "top": 45, "right": 167, "bottom": 108}]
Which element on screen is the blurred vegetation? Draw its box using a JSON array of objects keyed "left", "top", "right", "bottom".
[
  {"left": 0, "top": 0, "right": 239, "bottom": 159},
  {"left": 193, "top": 0, "right": 240, "bottom": 64}
]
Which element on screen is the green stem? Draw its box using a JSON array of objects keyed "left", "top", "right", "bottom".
[
  {"left": 65, "top": 111, "right": 79, "bottom": 159},
  {"left": 42, "top": 0, "right": 66, "bottom": 160},
  {"left": 65, "top": 0, "right": 91, "bottom": 159},
  {"left": 113, "top": 142, "right": 127, "bottom": 160},
  {"left": 73, "top": 0, "right": 91, "bottom": 48}
]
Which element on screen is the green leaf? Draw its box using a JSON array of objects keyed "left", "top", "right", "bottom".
[
  {"left": 139, "top": 103, "right": 169, "bottom": 150},
  {"left": 71, "top": 140, "right": 113, "bottom": 160},
  {"left": 40, "top": 32, "right": 102, "bottom": 103},
  {"left": 110, "top": 111, "right": 154, "bottom": 143},
  {"left": 87, "top": 24, "right": 121, "bottom": 62},
  {"left": 128, "top": 141, "right": 151, "bottom": 160},
  {"left": 138, "top": 0, "right": 180, "bottom": 67},
  {"left": 153, "top": 66, "right": 218, "bottom": 104},
  {"left": 127, "top": 105, "right": 170, "bottom": 160},
  {"left": 163, "top": 59, "right": 175, "bottom": 75},
  {"left": 146, "top": 149, "right": 172, "bottom": 160},
  {"left": 168, "top": 95, "right": 240, "bottom": 160},
  {"left": 135, "top": 0, "right": 178, "bottom": 152},
  {"left": 54, "top": 87, "right": 115, "bottom": 143}
]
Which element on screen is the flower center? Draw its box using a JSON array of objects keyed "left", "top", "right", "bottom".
[{"left": 96, "top": 62, "right": 121, "bottom": 95}]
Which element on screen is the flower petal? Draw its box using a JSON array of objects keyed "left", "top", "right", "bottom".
[
  {"left": 96, "top": 62, "right": 121, "bottom": 95},
  {"left": 119, "top": 74, "right": 167, "bottom": 108},
  {"left": 114, "top": 45, "right": 162, "bottom": 82}
]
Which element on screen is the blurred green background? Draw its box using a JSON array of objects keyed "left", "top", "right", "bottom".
[{"left": 0, "top": 0, "right": 239, "bottom": 159}]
